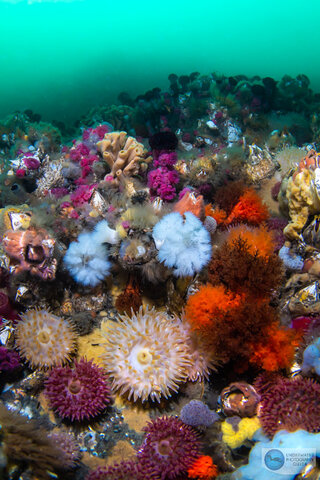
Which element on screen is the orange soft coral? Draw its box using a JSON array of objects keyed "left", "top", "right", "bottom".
[
  {"left": 249, "top": 324, "right": 301, "bottom": 372},
  {"left": 185, "top": 284, "right": 244, "bottom": 332},
  {"left": 185, "top": 288, "right": 279, "bottom": 366},
  {"left": 204, "top": 205, "right": 227, "bottom": 226},
  {"left": 227, "top": 225, "right": 275, "bottom": 258},
  {"left": 188, "top": 455, "right": 218, "bottom": 479},
  {"left": 225, "top": 188, "right": 269, "bottom": 226}
]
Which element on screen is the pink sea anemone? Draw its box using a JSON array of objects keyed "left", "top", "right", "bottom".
[
  {"left": 138, "top": 416, "right": 200, "bottom": 479},
  {"left": 44, "top": 358, "right": 112, "bottom": 421},
  {"left": 255, "top": 375, "right": 320, "bottom": 438}
]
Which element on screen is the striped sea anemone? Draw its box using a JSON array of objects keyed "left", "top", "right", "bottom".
[
  {"left": 138, "top": 416, "right": 200, "bottom": 479},
  {"left": 15, "top": 308, "right": 77, "bottom": 368},
  {"left": 44, "top": 358, "right": 112, "bottom": 421},
  {"left": 100, "top": 307, "right": 192, "bottom": 403}
]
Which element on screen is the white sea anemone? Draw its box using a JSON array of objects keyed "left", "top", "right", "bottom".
[
  {"left": 152, "top": 212, "right": 212, "bottom": 277},
  {"left": 64, "top": 232, "right": 111, "bottom": 287},
  {"left": 15, "top": 309, "right": 77, "bottom": 368},
  {"left": 100, "top": 307, "right": 193, "bottom": 403},
  {"left": 64, "top": 220, "right": 119, "bottom": 287}
]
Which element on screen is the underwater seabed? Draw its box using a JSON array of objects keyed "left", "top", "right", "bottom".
[{"left": 1, "top": 69, "right": 320, "bottom": 480}]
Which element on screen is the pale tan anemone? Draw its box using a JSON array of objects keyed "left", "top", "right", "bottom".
[
  {"left": 100, "top": 307, "right": 217, "bottom": 403},
  {"left": 100, "top": 307, "right": 193, "bottom": 403},
  {"left": 15, "top": 309, "right": 77, "bottom": 369}
]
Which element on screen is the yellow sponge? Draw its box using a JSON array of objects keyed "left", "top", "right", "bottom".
[{"left": 221, "top": 416, "right": 261, "bottom": 449}]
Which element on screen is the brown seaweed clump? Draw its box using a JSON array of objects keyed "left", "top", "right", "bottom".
[{"left": 0, "top": 403, "right": 70, "bottom": 479}]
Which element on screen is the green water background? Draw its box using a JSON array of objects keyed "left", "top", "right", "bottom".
[{"left": 1, "top": 0, "right": 319, "bottom": 124}]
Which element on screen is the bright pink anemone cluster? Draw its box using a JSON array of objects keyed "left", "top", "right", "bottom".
[
  {"left": 16, "top": 152, "right": 41, "bottom": 177},
  {"left": 67, "top": 124, "right": 112, "bottom": 185},
  {"left": 137, "top": 416, "right": 200, "bottom": 479},
  {"left": 82, "top": 124, "right": 112, "bottom": 144},
  {"left": 68, "top": 142, "right": 99, "bottom": 184},
  {"left": 255, "top": 375, "right": 320, "bottom": 438},
  {"left": 148, "top": 151, "right": 179, "bottom": 201},
  {"left": 148, "top": 168, "right": 179, "bottom": 201},
  {"left": 70, "top": 184, "right": 97, "bottom": 207},
  {"left": 44, "top": 358, "right": 112, "bottom": 421},
  {"left": 153, "top": 151, "right": 177, "bottom": 168}
]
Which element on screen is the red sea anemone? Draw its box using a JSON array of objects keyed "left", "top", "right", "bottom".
[
  {"left": 138, "top": 416, "right": 200, "bottom": 480},
  {"left": 255, "top": 375, "right": 320, "bottom": 438},
  {"left": 44, "top": 358, "right": 111, "bottom": 421}
]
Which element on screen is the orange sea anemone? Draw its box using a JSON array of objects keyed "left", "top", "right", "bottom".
[{"left": 188, "top": 455, "right": 218, "bottom": 479}]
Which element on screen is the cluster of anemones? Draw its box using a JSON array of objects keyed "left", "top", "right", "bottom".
[
  {"left": 88, "top": 416, "right": 202, "bottom": 480},
  {"left": 100, "top": 307, "right": 213, "bottom": 403},
  {"left": 15, "top": 308, "right": 77, "bottom": 368}
]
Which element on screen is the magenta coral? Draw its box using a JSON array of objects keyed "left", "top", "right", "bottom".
[
  {"left": 138, "top": 416, "right": 200, "bottom": 479},
  {"left": 255, "top": 375, "right": 320, "bottom": 438},
  {"left": 148, "top": 167, "right": 179, "bottom": 200},
  {"left": 153, "top": 152, "right": 178, "bottom": 168},
  {"left": 44, "top": 358, "right": 112, "bottom": 421},
  {"left": 70, "top": 184, "right": 96, "bottom": 207},
  {"left": 69, "top": 143, "right": 90, "bottom": 162}
]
